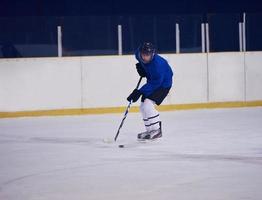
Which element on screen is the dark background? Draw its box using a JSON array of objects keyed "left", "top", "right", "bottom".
[
  {"left": 1, "top": 0, "right": 262, "bottom": 16},
  {"left": 1, "top": 0, "right": 262, "bottom": 58}
]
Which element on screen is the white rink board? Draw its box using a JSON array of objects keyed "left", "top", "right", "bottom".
[
  {"left": 245, "top": 52, "right": 262, "bottom": 101},
  {"left": 208, "top": 52, "right": 245, "bottom": 102},
  {"left": 0, "top": 57, "right": 82, "bottom": 111},
  {"left": 81, "top": 56, "right": 142, "bottom": 108},
  {"left": 0, "top": 52, "right": 262, "bottom": 112},
  {"left": 166, "top": 53, "right": 208, "bottom": 104},
  {"left": 81, "top": 54, "right": 205, "bottom": 107}
]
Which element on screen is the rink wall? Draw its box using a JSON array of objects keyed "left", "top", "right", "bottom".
[{"left": 0, "top": 52, "right": 262, "bottom": 118}]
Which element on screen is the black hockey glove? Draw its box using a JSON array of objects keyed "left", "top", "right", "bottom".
[
  {"left": 127, "top": 89, "right": 141, "bottom": 102},
  {"left": 136, "top": 63, "right": 146, "bottom": 77}
]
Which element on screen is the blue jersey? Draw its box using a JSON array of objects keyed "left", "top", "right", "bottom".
[{"left": 135, "top": 50, "right": 173, "bottom": 97}]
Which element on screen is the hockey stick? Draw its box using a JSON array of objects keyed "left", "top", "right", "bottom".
[{"left": 114, "top": 76, "right": 143, "bottom": 141}]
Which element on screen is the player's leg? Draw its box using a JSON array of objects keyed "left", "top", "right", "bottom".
[
  {"left": 137, "top": 101, "right": 151, "bottom": 139},
  {"left": 143, "top": 99, "right": 160, "bottom": 130},
  {"left": 139, "top": 87, "right": 171, "bottom": 139},
  {"left": 138, "top": 98, "right": 161, "bottom": 139},
  {"left": 143, "top": 98, "right": 162, "bottom": 139}
]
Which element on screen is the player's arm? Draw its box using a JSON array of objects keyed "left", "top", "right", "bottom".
[{"left": 139, "top": 68, "right": 164, "bottom": 97}]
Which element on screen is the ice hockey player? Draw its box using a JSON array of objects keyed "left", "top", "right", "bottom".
[{"left": 127, "top": 42, "right": 173, "bottom": 140}]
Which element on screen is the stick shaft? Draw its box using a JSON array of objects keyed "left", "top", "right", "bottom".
[{"left": 114, "top": 77, "right": 143, "bottom": 141}]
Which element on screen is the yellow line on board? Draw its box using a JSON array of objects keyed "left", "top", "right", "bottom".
[{"left": 0, "top": 101, "right": 262, "bottom": 119}]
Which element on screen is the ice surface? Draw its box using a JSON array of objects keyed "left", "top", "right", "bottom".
[{"left": 0, "top": 107, "right": 262, "bottom": 200}]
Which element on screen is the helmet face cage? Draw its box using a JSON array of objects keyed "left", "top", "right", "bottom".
[{"left": 139, "top": 42, "right": 156, "bottom": 62}]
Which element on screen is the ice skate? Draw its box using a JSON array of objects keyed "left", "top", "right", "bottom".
[
  {"left": 138, "top": 122, "right": 162, "bottom": 140},
  {"left": 148, "top": 127, "right": 162, "bottom": 140},
  {"left": 137, "top": 130, "right": 150, "bottom": 140}
]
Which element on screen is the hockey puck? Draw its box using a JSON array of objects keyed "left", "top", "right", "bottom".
[{"left": 118, "top": 144, "right": 125, "bottom": 148}]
